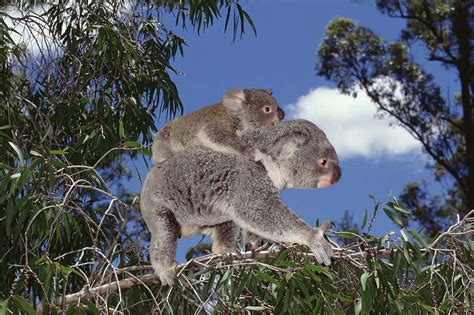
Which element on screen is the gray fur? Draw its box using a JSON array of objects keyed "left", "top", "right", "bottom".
[
  {"left": 151, "top": 89, "right": 284, "bottom": 166},
  {"left": 141, "top": 119, "right": 341, "bottom": 285}
]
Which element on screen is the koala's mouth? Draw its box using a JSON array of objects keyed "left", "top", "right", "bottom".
[
  {"left": 317, "top": 165, "right": 342, "bottom": 188},
  {"left": 317, "top": 178, "right": 333, "bottom": 188}
]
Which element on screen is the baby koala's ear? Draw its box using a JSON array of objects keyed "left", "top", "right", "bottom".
[{"left": 221, "top": 89, "right": 246, "bottom": 115}]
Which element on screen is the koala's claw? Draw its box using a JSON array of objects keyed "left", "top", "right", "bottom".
[
  {"left": 310, "top": 223, "right": 335, "bottom": 266},
  {"left": 320, "top": 220, "right": 335, "bottom": 232},
  {"left": 311, "top": 241, "right": 333, "bottom": 266}
]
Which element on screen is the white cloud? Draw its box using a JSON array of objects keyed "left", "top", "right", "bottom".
[{"left": 286, "top": 86, "right": 422, "bottom": 160}]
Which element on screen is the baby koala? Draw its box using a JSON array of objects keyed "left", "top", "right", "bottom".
[
  {"left": 141, "top": 119, "right": 341, "bottom": 285},
  {"left": 151, "top": 89, "right": 285, "bottom": 166}
]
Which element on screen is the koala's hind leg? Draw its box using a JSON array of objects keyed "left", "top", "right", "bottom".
[
  {"left": 242, "top": 230, "right": 266, "bottom": 251},
  {"left": 146, "top": 207, "right": 180, "bottom": 286},
  {"left": 210, "top": 221, "right": 240, "bottom": 253}
]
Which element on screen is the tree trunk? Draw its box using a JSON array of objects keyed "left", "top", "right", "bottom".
[{"left": 453, "top": 2, "right": 474, "bottom": 213}]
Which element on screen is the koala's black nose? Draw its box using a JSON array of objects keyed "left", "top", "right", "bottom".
[{"left": 331, "top": 164, "right": 342, "bottom": 184}]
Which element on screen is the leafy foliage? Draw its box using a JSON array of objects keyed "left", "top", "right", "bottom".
[
  {"left": 316, "top": 0, "right": 473, "bottom": 236},
  {"left": 33, "top": 200, "right": 474, "bottom": 314},
  {"left": 0, "top": 0, "right": 256, "bottom": 313}
]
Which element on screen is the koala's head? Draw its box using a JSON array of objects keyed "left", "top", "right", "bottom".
[
  {"left": 241, "top": 119, "right": 341, "bottom": 189},
  {"left": 221, "top": 89, "right": 284, "bottom": 128}
]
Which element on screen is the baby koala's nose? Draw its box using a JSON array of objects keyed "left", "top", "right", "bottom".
[{"left": 277, "top": 108, "right": 285, "bottom": 120}]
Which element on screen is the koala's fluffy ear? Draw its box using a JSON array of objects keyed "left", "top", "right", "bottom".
[
  {"left": 221, "top": 89, "right": 246, "bottom": 115},
  {"left": 240, "top": 120, "right": 314, "bottom": 159},
  {"left": 268, "top": 132, "right": 307, "bottom": 159}
]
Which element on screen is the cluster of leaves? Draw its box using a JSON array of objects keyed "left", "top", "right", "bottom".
[
  {"left": 0, "top": 0, "right": 255, "bottom": 313},
  {"left": 316, "top": 0, "right": 473, "bottom": 236},
  {"left": 25, "top": 199, "right": 473, "bottom": 314}
]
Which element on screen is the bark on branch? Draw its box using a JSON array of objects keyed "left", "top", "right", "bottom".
[{"left": 36, "top": 209, "right": 473, "bottom": 314}]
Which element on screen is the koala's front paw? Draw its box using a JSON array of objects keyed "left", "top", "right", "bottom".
[
  {"left": 309, "top": 220, "right": 335, "bottom": 266},
  {"left": 158, "top": 266, "right": 176, "bottom": 286}
]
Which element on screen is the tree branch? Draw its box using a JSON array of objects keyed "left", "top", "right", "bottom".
[{"left": 36, "top": 209, "right": 474, "bottom": 314}]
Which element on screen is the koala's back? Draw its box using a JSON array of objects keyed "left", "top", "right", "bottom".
[
  {"left": 167, "top": 104, "right": 225, "bottom": 142},
  {"left": 151, "top": 104, "right": 240, "bottom": 165},
  {"left": 141, "top": 149, "right": 275, "bottom": 227}
]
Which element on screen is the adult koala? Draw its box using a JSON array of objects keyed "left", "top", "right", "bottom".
[{"left": 141, "top": 119, "right": 341, "bottom": 285}]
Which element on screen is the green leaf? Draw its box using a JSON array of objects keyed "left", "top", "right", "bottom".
[
  {"left": 354, "top": 298, "right": 362, "bottom": 315},
  {"left": 274, "top": 249, "right": 288, "bottom": 265},
  {"left": 49, "top": 150, "right": 69, "bottom": 155},
  {"left": 389, "top": 202, "right": 410, "bottom": 214},
  {"left": 407, "top": 229, "right": 428, "bottom": 247},
  {"left": 216, "top": 270, "right": 232, "bottom": 290},
  {"left": 335, "top": 231, "right": 357, "bottom": 239},
  {"left": 0, "top": 300, "right": 8, "bottom": 315},
  {"left": 242, "top": 10, "right": 257, "bottom": 36},
  {"left": 80, "top": 97, "right": 95, "bottom": 104},
  {"left": 380, "top": 231, "right": 394, "bottom": 245},
  {"left": 193, "top": 265, "right": 214, "bottom": 277},
  {"left": 254, "top": 269, "right": 280, "bottom": 285},
  {"left": 5, "top": 200, "right": 17, "bottom": 235},
  {"left": 124, "top": 141, "right": 141, "bottom": 148},
  {"left": 304, "top": 264, "right": 333, "bottom": 280},
  {"left": 231, "top": 270, "right": 252, "bottom": 303},
  {"left": 361, "top": 208, "right": 368, "bottom": 229},
  {"left": 30, "top": 150, "right": 42, "bottom": 157},
  {"left": 403, "top": 242, "right": 412, "bottom": 263},
  {"left": 83, "top": 301, "right": 100, "bottom": 315},
  {"left": 383, "top": 208, "right": 404, "bottom": 227},
  {"left": 8, "top": 141, "right": 24, "bottom": 167},
  {"left": 128, "top": 96, "right": 137, "bottom": 106},
  {"left": 224, "top": 5, "right": 231, "bottom": 33},
  {"left": 400, "top": 228, "right": 408, "bottom": 241},
  {"left": 245, "top": 306, "right": 265, "bottom": 311},
  {"left": 141, "top": 148, "right": 152, "bottom": 157},
  {"left": 12, "top": 296, "right": 34, "bottom": 315},
  {"left": 119, "top": 119, "right": 125, "bottom": 139},
  {"left": 360, "top": 272, "right": 370, "bottom": 291}
]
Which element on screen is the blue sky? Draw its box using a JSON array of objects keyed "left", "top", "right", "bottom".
[{"left": 145, "top": 1, "right": 458, "bottom": 261}]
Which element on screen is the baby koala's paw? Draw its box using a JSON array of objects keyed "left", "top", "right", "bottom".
[
  {"left": 241, "top": 145, "right": 254, "bottom": 159},
  {"left": 309, "top": 220, "right": 335, "bottom": 266}
]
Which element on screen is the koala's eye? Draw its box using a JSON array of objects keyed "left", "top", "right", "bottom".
[
  {"left": 318, "top": 158, "right": 328, "bottom": 167},
  {"left": 263, "top": 106, "right": 272, "bottom": 113}
]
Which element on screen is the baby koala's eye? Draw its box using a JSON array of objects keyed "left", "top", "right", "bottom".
[{"left": 263, "top": 106, "right": 272, "bottom": 113}]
